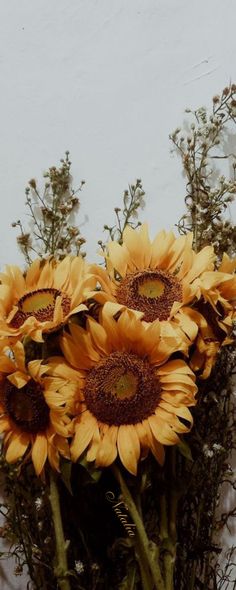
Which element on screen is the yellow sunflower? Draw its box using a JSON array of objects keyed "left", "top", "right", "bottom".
[
  {"left": 174, "top": 258, "right": 236, "bottom": 377},
  {"left": 174, "top": 307, "right": 225, "bottom": 379},
  {"left": 50, "top": 305, "right": 197, "bottom": 475},
  {"left": 0, "top": 341, "right": 74, "bottom": 474},
  {"left": 88, "top": 224, "right": 215, "bottom": 318},
  {"left": 88, "top": 224, "right": 236, "bottom": 376},
  {"left": 0, "top": 256, "right": 95, "bottom": 342}
]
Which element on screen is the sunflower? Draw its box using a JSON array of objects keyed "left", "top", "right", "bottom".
[
  {"left": 0, "top": 256, "right": 95, "bottom": 342},
  {"left": 0, "top": 341, "right": 74, "bottom": 474},
  {"left": 175, "top": 261, "right": 236, "bottom": 377},
  {"left": 50, "top": 305, "right": 197, "bottom": 475},
  {"left": 173, "top": 307, "right": 226, "bottom": 379},
  {"left": 88, "top": 224, "right": 236, "bottom": 375}
]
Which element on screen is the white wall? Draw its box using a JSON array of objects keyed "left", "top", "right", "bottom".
[
  {"left": 0, "top": 1, "right": 235, "bottom": 588},
  {"left": 0, "top": 0, "right": 236, "bottom": 268}
]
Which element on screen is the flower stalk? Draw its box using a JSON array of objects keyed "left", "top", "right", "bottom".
[
  {"left": 49, "top": 469, "right": 71, "bottom": 590},
  {"left": 112, "top": 464, "right": 166, "bottom": 590},
  {"left": 158, "top": 450, "right": 178, "bottom": 590}
]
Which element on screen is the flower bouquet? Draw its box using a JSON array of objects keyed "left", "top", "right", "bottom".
[{"left": 0, "top": 86, "right": 235, "bottom": 590}]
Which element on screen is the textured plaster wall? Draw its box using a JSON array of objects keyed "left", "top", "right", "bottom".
[{"left": 0, "top": 1, "right": 235, "bottom": 588}]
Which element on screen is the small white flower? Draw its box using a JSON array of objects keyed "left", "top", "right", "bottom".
[
  {"left": 75, "top": 561, "right": 85, "bottom": 575},
  {"left": 35, "top": 497, "right": 43, "bottom": 511},
  {"left": 212, "top": 443, "right": 224, "bottom": 452},
  {"left": 203, "top": 444, "right": 214, "bottom": 458}
]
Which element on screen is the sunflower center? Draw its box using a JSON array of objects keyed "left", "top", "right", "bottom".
[
  {"left": 138, "top": 278, "right": 165, "bottom": 298},
  {"left": 21, "top": 291, "right": 56, "bottom": 313},
  {"left": 110, "top": 371, "right": 138, "bottom": 399},
  {"left": 10, "top": 288, "right": 71, "bottom": 329},
  {"left": 116, "top": 270, "right": 182, "bottom": 322},
  {"left": 84, "top": 351, "right": 161, "bottom": 425},
  {"left": 4, "top": 379, "right": 50, "bottom": 433}
]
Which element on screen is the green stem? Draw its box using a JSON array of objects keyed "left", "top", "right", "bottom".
[
  {"left": 164, "top": 449, "right": 178, "bottom": 590},
  {"left": 135, "top": 537, "right": 154, "bottom": 590},
  {"left": 135, "top": 485, "right": 153, "bottom": 589},
  {"left": 112, "top": 464, "right": 165, "bottom": 590},
  {"left": 49, "top": 469, "right": 71, "bottom": 590},
  {"left": 159, "top": 495, "right": 168, "bottom": 541},
  {"left": 164, "top": 553, "right": 175, "bottom": 590}
]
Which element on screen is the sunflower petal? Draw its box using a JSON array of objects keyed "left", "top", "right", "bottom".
[
  {"left": 5, "top": 432, "right": 29, "bottom": 463},
  {"left": 148, "top": 415, "right": 181, "bottom": 445},
  {"left": 7, "top": 371, "right": 29, "bottom": 388},
  {"left": 96, "top": 426, "right": 118, "bottom": 467},
  {"left": 70, "top": 413, "right": 97, "bottom": 461},
  {"left": 186, "top": 247, "right": 215, "bottom": 283},
  {"left": 106, "top": 241, "right": 130, "bottom": 276},
  {"left": 31, "top": 434, "right": 48, "bottom": 475},
  {"left": 117, "top": 425, "right": 140, "bottom": 475}
]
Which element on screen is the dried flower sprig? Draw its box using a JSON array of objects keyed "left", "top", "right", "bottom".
[
  {"left": 171, "top": 86, "right": 236, "bottom": 590},
  {"left": 0, "top": 452, "right": 56, "bottom": 590},
  {"left": 170, "top": 84, "right": 236, "bottom": 259},
  {"left": 174, "top": 341, "right": 236, "bottom": 590},
  {"left": 98, "top": 179, "right": 145, "bottom": 249},
  {"left": 12, "top": 152, "right": 86, "bottom": 264}
]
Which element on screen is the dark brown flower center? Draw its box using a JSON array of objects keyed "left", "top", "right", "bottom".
[
  {"left": 4, "top": 379, "right": 50, "bottom": 433},
  {"left": 10, "top": 288, "right": 71, "bottom": 329},
  {"left": 116, "top": 270, "right": 182, "bottom": 322},
  {"left": 84, "top": 351, "right": 161, "bottom": 425}
]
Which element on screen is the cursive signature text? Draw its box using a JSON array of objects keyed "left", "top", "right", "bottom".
[{"left": 106, "top": 491, "right": 136, "bottom": 537}]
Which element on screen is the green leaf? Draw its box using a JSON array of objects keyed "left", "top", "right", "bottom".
[
  {"left": 78, "top": 456, "right": 102, "bottom": 483},
  {"left": 60, "top": 460, "right": 73, "bottom": 495},
  {"left": 177, "top": 438, "right": 193, "bottom": 461},
  {"left": 118, "top": 561, "right": 137, "bottom": 589}
]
